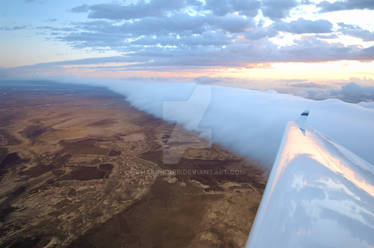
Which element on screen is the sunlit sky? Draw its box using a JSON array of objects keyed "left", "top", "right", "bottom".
[{"left": 1, "top": 0, "right": 374, "bottom": 86}]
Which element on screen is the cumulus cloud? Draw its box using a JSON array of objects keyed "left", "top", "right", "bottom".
[
  {"left": 319, "top": 0, "right": 374, "bottom": 12},
  {"left": 7, "top": 0, "right": 374, "bottom": 71},
  {"left": 50, "top": 12, "right": 372, "bottom": 68},
  {"left": 19, "top": 0, "right": 359, "bottom": 69},
  {"left": 53, "top": 0, "right": 374, "bottom": 68}
]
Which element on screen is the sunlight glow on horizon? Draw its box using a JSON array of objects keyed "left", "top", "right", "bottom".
[{"left": 10, "top": 60, "right": 373, "bottom": 87}]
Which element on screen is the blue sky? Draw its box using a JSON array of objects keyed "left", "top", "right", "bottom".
[
  {"left": 0, "top": 0, "right": 120, "bottom": 67},
  {"left": 1, "top": 0, "right": 374, "bottom": 83}
]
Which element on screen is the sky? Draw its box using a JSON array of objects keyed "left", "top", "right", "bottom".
[{"left": 1, "top": 0, "right": 374, "bottom": 87}]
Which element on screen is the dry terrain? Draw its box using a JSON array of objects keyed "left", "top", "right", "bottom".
[{"left": 0, "top": 81, "right": 266, "bottom": 248}]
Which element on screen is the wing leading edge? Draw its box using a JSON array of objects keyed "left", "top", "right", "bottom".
[{"left": 246, "top": 121, "right": 374, "bottom": 248}]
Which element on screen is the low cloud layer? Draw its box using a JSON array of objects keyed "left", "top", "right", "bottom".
[{"left": 73, "top": 80, "right": 374, "bottom": 169}]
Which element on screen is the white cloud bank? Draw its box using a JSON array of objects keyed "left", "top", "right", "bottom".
[{"left": 94, "top": 81, "right": 374, "bottom": 169}]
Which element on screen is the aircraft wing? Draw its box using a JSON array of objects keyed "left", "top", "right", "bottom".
[{"left": 246, "top": 121, "right": 374, "bottom": 248}]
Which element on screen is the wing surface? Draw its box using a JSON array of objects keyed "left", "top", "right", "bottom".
[{"left": 246, "top": 121, "right": 374, "bottom": 248}]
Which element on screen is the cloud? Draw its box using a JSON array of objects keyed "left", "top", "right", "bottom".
[
  {"left": 71, "top": 4, "right": 90, "bottom": 13},
  {"left": 58, "top": 13, "right": 253, "bottom": 56},
  {"left": 62, "top": 80, "right": 373, "bottom": 169},
  {"left": 72, "top": 0, "right": 260, "bottom": 20},
  {"left": 338, "top": 23, "right": 374, "bottom": 41},
  {"left": 0, "top": 25, "right": 27, "bottom": 31},
  {"left": 244, "top": 18, "right": 333, "bottom": 40},
  {"left": 71, "top": 0, "right": 202, "bottom": 20},
  {"left": 7, "top": 0, "right": 374, "bottom": 71},
  {"left": 244, "top": 26, "right": 277, "bottom": 40},
  {"left": 50, "top": 10, "right": 373, "bottom": 68},
  {"left": 290, "top": 82, "right": 328, "bottom": 88},
  {"left": 359, "top": 102, "right": 374, "bottom": 109},
  {"left": 47, "top": 18, "right": 57, "bottom": 22},
  {"left": 63, "top": 13, "right": 251, "bottom": 41},
  {"left": 3, "top": 76, "right": 373, "bottom": 167},
  {"left": 319, "top": 0, "right": 374, "bottom": 12},
  {"left": 276, "top": 18, "right": 333, "bottom": 34},
  {"left": 36, "top": 26, "right": 74, "bottom": 32},
  {"left": 261, "top": 0, "right": 299, "bottom": 19},
  {"left": 274, "top": 38, "right": 374, "bottom": 62},
  {"left": 204, "top": 0, "right": 260, "bottom": 17},
  {"left": 299, "top": 82, "right": 374, "bottom": 103},
  {"left": 6, "top": 37, "right": 374, "bottom": 72},
  {"left": 130, "top": 31, "right": 232, "bottom": 47},
  {"left": 70, "top": 0, "right": 295, "bottom": 21},
  {"left": 194, "top": 76, "right": 232, "bottom": 85}
]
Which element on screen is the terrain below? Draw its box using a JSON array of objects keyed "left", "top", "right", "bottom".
[{"left": 0, "top": 81, "right": 265, "bottom": 248}]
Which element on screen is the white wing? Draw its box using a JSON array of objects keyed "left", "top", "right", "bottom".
[{"left": 246, "top": 121, "right": 374, "bottom": 248}]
